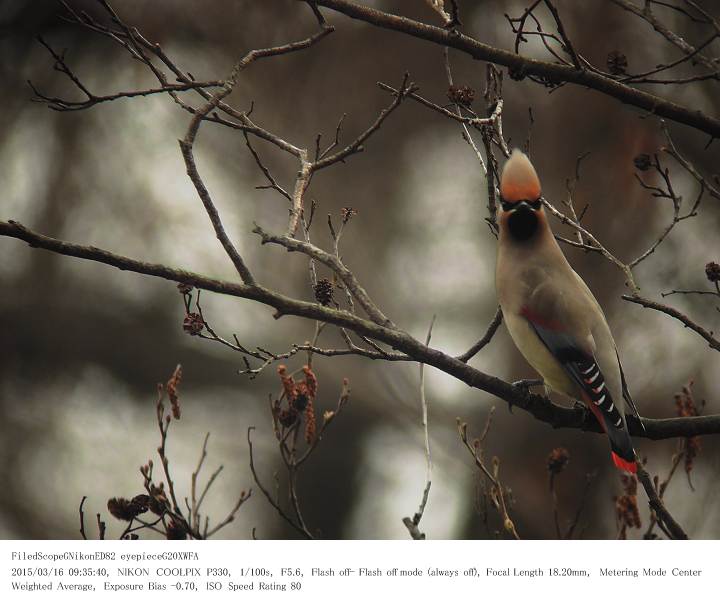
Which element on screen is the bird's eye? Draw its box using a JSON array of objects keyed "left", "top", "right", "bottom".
[
  {"left": 500, "top": 199, "right": 513, "bottom": 211},
  {"left": 529, "top": 198, "right": 542, "bottom": 210}
]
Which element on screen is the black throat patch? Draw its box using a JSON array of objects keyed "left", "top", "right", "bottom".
[{"left": 507, "top": 206, "right": 539, "bottom": 241}]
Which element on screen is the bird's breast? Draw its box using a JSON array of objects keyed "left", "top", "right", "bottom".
[{"left": 502, "top": 310, "right": 579, "bottom": 398}]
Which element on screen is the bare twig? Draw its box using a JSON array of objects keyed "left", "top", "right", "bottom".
[
  {"left": 377, "top": 81, "right": 493, "bottom": 127},
  {"left": 154, "top": 386, "right": 182, "bottom": 519},
  {"left": 314, "top": 73, "right": 416, "bottom": 170},
  {"left": 246, "top": 427, "right": 313, "bottom": 539},
  {"left": 636, "top": 460, "right": 688, "bottom": 539},
  {"left": 543, "top": 0, "right": 583, "bottom": 69},
  {"left": 563, "top": 151, "right": 592, "bottom": 246},
  {"left": 549, "top": 471, "right": 563, "bottom": 539},
  {"left": 565, "top": 473, "right": 595, "bottom": 539},
  {"left": 253, "top": 224, "right": 394, "bottom": 327},
  {"left": 457, "top": 307, "right": 503, "bottom": 362},
  {"left": 543, "top": 198, "right": 641, "bottom": 293},
  {"left": 622, "top": 294, "right": 720, "bottom": 352},
  {"left": 662, "top": 289, "right": 720, "bottom": 298},
  {"left": 190, "top": 433, "right": 210, "bottom": 532},
  {"left": 205, "top": 490, "right": 251, "bottom": 538},
  {"left": 643, "top": 448, "right": 684, "bottom": 538},
  {"left": 96, "top": 514, "right": 106, "bottom": 540},
  {"left": 609, "top": 0, "right": 718, "bottom": 71},
  {"left": 402, "top": 482, "right": 432, "bottom": 540},
  {"left": 420, "top": 316, "right": 435, "bottom": 479},
  {"left": 295, "top": 378, "right": 351, "bottom": 467},
  {"left": 458, "top": 411, "right": 520, "bottom": 539},
  {"left": 442, "top": 48, "right": 500, "bottom": 230},
  {"left": 426, "top": 0, "right": 452, "bottom": 27},
  {"left": 403, "top": 316, "right": 435, "bottom": 540},
  {"left": 175, "top": 25, "right": 334, "bottom": 284},
  {"left": 661, "top": 122, "right": 720, "bottom": 203},
  {"left": 79, "top": 496, "right": 88, "bottom": 540},
  {"left": 244, "top": 133, "right": 292, "bottom": 201}
]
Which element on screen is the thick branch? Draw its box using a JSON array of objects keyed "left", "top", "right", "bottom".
[
  {"left": 305, "top": 0, "right": 720, "bottom": 138},
  {"left": 2, "top": 219, "right": 718, "bottom": 440}
]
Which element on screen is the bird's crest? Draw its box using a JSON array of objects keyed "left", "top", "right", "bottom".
[{"left": 500, "top": 149, "right": 542, "bottom": 203}]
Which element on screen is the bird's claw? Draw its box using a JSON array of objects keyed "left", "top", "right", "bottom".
[
  {"left": 512, "top": 378, "right": 544, "bottom": 391},
  {"left": 573, "top": 399, "right": 590, "bottom": 423},
  {"left": 509, "top": 378, "right": 544, "bottom": 414}
]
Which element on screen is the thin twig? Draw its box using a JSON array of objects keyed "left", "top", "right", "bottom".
[
  {"left": 636, "top": 459, "right": 688, "bottom": 539},
  {"left": 79, "top": 496, "right": 88, "bottom": 540},
  {"left": 458, "top": 412, "right": 520, "bottom": 539},
  {"left": 622, "top": 294, "right": 720, "bottom": 352},
  {"left": 565, "top": 473, "right": 595, "bottom": 539},
  {"left": 253, "top": 224, "right": 394, "bottom": 328},
  {"left": 205, "top": 490, "right": 252, "bottom": 538},
  {"left": 246, "top": 427, "right": 313, "bottom": 539},
  {"left": 662, "top": 289, "right": 720, "bottom": 298},
  {"left": 403, "top": 315, "right": 436, "bottom": 539},
  {"left": 643, "top": 447, "right": 684, "bottom": 539},
  {"left": 457, "top": 307, "right": 503, "bottom": 362}
]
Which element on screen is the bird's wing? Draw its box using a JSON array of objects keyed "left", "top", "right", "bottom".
[
  {"left": 569, "top": 268, "right": 642, "bottom": 421},
  {"left": 520, "top": 302, "right": 637, "bottom": 472}
]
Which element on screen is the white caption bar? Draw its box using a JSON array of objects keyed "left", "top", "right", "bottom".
[{"left": 0, "top": 539, "right": 712, "bottom": 603}]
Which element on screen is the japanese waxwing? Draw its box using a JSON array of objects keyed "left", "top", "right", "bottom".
[{"left": 495, "top": 149, "right": 639, "bottom": 473}]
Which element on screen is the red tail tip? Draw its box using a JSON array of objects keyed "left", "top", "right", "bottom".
[{"left": 611, "top": 452, "right": 637, "bottom": 474}]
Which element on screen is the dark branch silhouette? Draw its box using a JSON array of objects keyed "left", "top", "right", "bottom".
[
  {"left": 2, "top": 219, "right": 717, "bottom": 442},
  {"left": 302, "top": 0, "right": 720, "bottom": 138}
]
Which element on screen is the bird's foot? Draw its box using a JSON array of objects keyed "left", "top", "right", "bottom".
[
  {"left": 573, "top": 399, "right": 591, "bottom": 424},
  {"left": 512, "top": 378, "right": 544, "bottom": 390},
  {"left": 508, "top": 378, "right": 544, "bottom": 414}
]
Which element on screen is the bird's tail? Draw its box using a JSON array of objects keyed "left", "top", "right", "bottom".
[
  {"left": 585, "top": 397, "right": 637, "bottom": 474},
  {"left": 608, "top": 429, "right": 637, "bottom": 474}
]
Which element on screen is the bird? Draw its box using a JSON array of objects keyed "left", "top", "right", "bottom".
[{"left": 495, "top": 149, "right": 639, "bottom": 473}]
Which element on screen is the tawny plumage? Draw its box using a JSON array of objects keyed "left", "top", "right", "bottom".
[{"left": 495, "top": 149, "right": 639, "bottom": 473}]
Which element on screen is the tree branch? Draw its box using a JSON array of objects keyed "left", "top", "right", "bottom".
[
  {"left": 609, "top": 0, "right": 717, "bottom": 71},
  {"left": 175, "top": 22, "right": 335, "bottom": 285},
  {"left": 636, "top": 460, "right": 688, "bottom": 539},
  {"left": 457, "top": 306, "right": 503, "bottom": 362},
  {"left": 252, "top": 223, "right": 394, "bottom": 328},
  {"left": 622, "top": 294, "right": 720, "bottom": 352},
  {"left": 2, "top": 219, "right": 718, "bottom": 441},
  {"left": 179, "top": 141, "right": 256, "bottom": 284},
  {"left": 303, "top": 0, "right": 720, "bottom": 138}
]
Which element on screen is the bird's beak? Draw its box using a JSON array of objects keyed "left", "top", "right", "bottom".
[{"left": 501, "top": 199, "right": 541, "bottom": 213}]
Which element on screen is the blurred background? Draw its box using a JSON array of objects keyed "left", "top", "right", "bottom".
[{"left": 0, "top": 0, "right": 718, "bottom": 539}]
